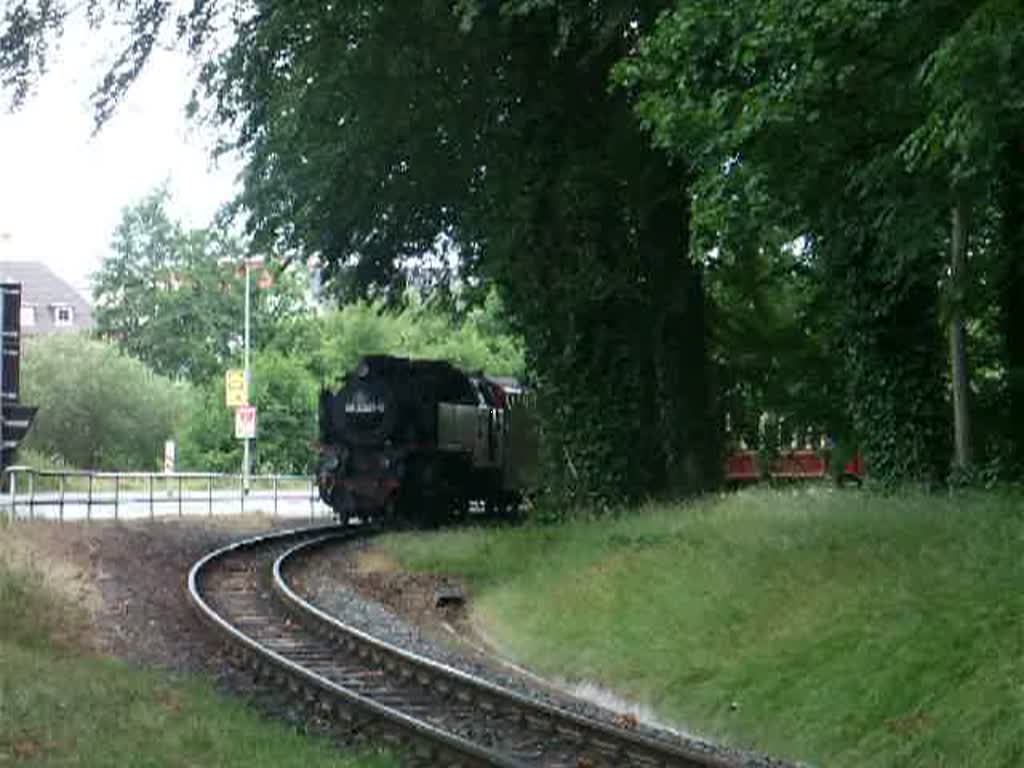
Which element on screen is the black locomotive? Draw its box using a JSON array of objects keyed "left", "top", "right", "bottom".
[{"left": 316, "top": 355, "right": 535, "bottom": 523}]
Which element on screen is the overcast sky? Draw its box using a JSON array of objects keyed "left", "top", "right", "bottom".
[{"left": 0, "top": 20, "right": 242, "bottom": 298}]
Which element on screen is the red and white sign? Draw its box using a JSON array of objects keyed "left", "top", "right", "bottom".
[{"left": 235, "top": 405, "right": 257, "bottom": 439}]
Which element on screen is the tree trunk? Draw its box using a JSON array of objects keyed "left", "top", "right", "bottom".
[
  {"left": 949, "top": 198, "right": 972, "bottom": 470},
  {"left": 645, "top": 190, "right": 720, "bottom": 495},
  {"left": 1000, "top": 139, "right": 1024, "bottom": 469}
]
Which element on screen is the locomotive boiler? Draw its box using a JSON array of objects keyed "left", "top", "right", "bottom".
[{"left": 316, "top": 355, "right": 535, "bottom": 523}]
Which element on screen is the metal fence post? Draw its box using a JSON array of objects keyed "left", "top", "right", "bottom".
[
  {"left": 61, "top": 474, "right": 68, "bottom": 522},
  {"left": 86, "top": 473, "right": 92, "bottom": 523},
  {"left": 10, "top": 470, "right": 17, "bottom": 523},
  {"left": 27, "top": 470, "right": 35, "bottom": 521},
  {"left": 148, "top": 474, "right": 154, "bottom": 520},
  {"left": 178, "top": 475, "right": 183, "bottom": 518},
  {"left": 240, "top": 474, "right": 245, "bottom": 515},
  {"left": 114, "top": 474, "right": 119, "bottom": 522}
]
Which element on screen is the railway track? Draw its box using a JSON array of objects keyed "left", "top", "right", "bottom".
[{"left": 188, "top": 525, "right": 785, "bottom": 768}]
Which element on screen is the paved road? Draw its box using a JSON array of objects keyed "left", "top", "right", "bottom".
[{"left": 3, "top": 488, "right": 336, "bottom": 523}]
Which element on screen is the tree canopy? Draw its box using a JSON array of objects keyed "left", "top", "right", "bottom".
[
  {"left": 196, "top": 0, "right": 720, "bottom": 502},
  {"left": 93, "top": 187, "right": 309, "bottom": 382},
  {"left": 21, "top": 333, "right": 190, "bottom": 469},
  {"left": 6, "top": 0, "right": 1024, "bottom": 492},
  {"left": 618, "top": 0, "right": 1024, "bottom": 481}
]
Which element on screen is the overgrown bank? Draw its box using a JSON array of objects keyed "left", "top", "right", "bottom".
[
  {"left": 379, "top": 489, "right": 1024, "bottom": 767},
  {"left": 0, "top": 530, "right": 393, "bottom": 768}
]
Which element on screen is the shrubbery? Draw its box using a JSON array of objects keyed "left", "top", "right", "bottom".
[{"left": 20, "top": 334, "right": 191, "bottom": 470}]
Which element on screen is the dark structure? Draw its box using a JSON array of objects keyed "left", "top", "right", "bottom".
[
  {"left": 316, "top": 355, "right": 536, "bottom": 524},
  {"left": 1, "top": 283, "right": 37, "bottom": 479}
]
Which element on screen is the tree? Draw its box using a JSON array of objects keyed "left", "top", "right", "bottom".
[
  {"left": 198, "top": 1, "right": 719, "bottom": 504},
  {"left": 4, "top": 2, "right": 723, "bottom": 504},
  {"left": 0, "top": 0, "right": 65, "bottom": 108},
  {"left": 998, "top": 141, "right": 1024, "bottom": 472},
  {"left": 897, "top": 0, "right": 1024, "bottom": 473},
  {"left": 93, "top": 187, "right": 309, "bottom": 383},
  {"left": 8, "top": 0, "right": 1024, "bottom": 489},
  {"left": 20, "top": 334, "right": 191, "bottom": 469},
  {"left": 307, "top": 293, "right": 525, "bottom": 387},
  {"left": 618, "top": 0, "right": 1024, "bottom": 483}
]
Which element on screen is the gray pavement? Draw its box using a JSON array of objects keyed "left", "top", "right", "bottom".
[{"left": 2, "top": 487, "right": 336, "bottom": 523}]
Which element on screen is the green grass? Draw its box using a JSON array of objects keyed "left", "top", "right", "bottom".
[
  {"left": 0, "top": 557, "right": 394, "bottom": 767},
  {"left": 380, "top": 487, "right": 1024, "bottom": 767}
]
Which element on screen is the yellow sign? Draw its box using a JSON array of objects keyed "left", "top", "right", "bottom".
[{"left": 225, "top": 369, "right": 248, "bottom": 407}]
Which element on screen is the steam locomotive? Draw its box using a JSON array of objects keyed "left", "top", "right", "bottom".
[{"left": 315, "top": 355, "right": 536, "bottom": 523}]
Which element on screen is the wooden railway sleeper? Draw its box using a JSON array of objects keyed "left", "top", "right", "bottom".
[
  {"left": 622, "top": 751, "right": 665, "bottom": 768},
  {"left": 477, "top": 696, "right": 497, "bottom": 714},
  {"left": 554, "top": 722, "right": 584, "bottom": 743}
]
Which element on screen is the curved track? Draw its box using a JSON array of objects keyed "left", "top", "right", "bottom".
[{"left": 188, "top": 526, "right": 783, "bottom": 768}]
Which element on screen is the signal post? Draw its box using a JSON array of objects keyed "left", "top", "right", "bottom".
[{"left": 0, "top": 284, "right": 36, "bottom": 486}]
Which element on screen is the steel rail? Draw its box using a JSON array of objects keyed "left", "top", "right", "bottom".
[
  {"left": 187, "top": 524, "right": 528, "bottom": 768},
  {"left": 273, "top": 534, "right": 784, "bottom": 768}
]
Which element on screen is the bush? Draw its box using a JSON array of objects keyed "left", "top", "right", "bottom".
[
  {"left": 20, "top": 334, "right": 192, "bottom": 470},
  {"left": 177, "top": 350, "right": 318, "bottom": 473},
  {"left": 310, "top": 294, "right": 525, "bottom": 384}
]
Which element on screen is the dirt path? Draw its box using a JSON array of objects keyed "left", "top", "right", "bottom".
[{"left": 1, "top": 516, "right": 295, "bottom": 675}]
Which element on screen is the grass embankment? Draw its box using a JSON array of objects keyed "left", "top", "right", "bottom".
[
  {"left": 380, "top": 488, "right": 1024, "bottom": 767},
  {"left": 0, "top": 532, "right": 394, "bottom": 767}
]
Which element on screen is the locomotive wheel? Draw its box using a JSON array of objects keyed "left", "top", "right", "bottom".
[
  {"left": 397, "top": 488, "right": 451, "bottom": 528},
  {"left": 421, "top": 494, "right": 452, "bottom": 528},
  {"left": 500, "top": 491, "right": 523, "bottom": 521},
  {"left": 484, "top": 495, "right": 501, "bottom": 518},
  {"left": 451, "top": 492, "right": 470, "bottom": 520},
  {"left": 396, "top": 455, "right": 449, "bottom": 527},
  {"left": 332, "top": 488, "right": 357, "bottom": 524}
]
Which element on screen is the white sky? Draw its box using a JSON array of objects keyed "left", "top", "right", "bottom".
[{"left": 0, "top": 18, "right": 242, "bottom": 298}]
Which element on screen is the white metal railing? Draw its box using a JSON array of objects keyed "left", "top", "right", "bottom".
[{"left": 0, "top": 466, "right": 334, "bottom": 524}]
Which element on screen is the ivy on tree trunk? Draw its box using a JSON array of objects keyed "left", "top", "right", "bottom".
[{"left": 1000, "top": 139, "right": 1024, "bottom": 469}]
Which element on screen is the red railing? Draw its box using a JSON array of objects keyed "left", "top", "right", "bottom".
[{"left": 725, "top": 449, "right": 864, "bottom": 483}]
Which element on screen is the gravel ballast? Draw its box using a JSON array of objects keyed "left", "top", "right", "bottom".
[{"left": 289, "top": 536, "right": 774, "bottom": 764}]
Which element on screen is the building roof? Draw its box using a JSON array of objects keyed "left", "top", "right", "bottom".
[{"left": 0, "top": 260, "right": 94, "bottom": 334}]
